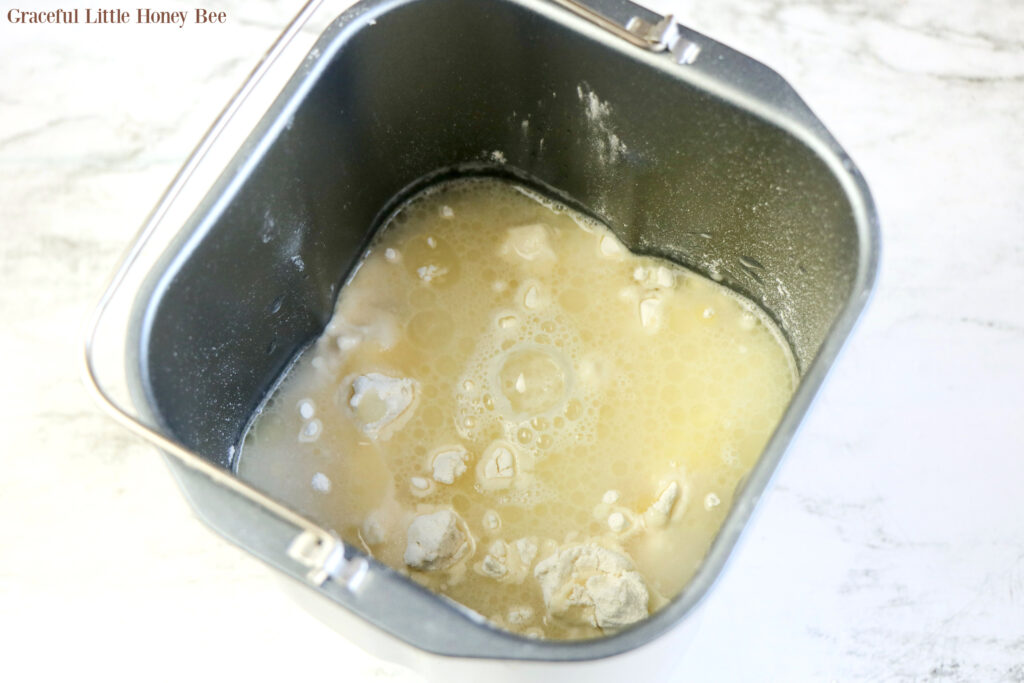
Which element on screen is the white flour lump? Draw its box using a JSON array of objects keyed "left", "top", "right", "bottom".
[
  {"left": 499, "top": 224, "right": 556, "bottom": 264},
  {"left": 534, "top": 544, "right": 650, "bottom": 631},
  {"left": 474, "top": 536, "right": 540, "bottom": 583},
  {"left": 476, "top": 440, "right": 518, "bottom": 490},
  {"left": 404, "top": 509, "right": 471, "bottom": 571},
  {"left": 644, "top": 480, "right": 687, "bottom": 529},
  {"left": 346, "top": 372, "right": 418, "bottom": 440},
  {"left": 430, "top": 445, "right": 468, "bottom": 484},
  {"left": 361, "top": 511, "right": 387, "bottom": 546}
]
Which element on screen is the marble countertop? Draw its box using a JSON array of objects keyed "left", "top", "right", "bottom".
[{"left": 2, "top": 0, "right": 1021, "bottom": 680}]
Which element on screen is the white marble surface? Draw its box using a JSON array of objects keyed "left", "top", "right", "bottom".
[{"left": 2, "top": 0, "right": 1022, "bottom": 680}]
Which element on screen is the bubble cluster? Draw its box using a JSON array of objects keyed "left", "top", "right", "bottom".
[{"left": 453, "top": 307, "right": 600, "bottom": 497}]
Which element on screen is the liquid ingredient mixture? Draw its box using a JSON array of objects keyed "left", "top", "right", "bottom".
[{"left": 239, "top": 178, "right": 797, "bottom": 640}]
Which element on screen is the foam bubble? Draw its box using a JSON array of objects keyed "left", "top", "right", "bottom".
[{"left": 454, "top": 310, "right": 598, "bottom": 486}]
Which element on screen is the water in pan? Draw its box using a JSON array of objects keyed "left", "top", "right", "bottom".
[{"left": 238, "top": 177, "right": 796, "bottom": 640}]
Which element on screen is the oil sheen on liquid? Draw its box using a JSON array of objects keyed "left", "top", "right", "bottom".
[{"left": 238, "top": 177, "right": 797, "bottom": 640}]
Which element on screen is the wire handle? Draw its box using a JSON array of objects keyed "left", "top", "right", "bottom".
[
  {"left": 81, "top": 0, "right": 351, "bottom": 588},
  {"left": 550, "top": 0, "right": 702, "bottom": 63}
]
